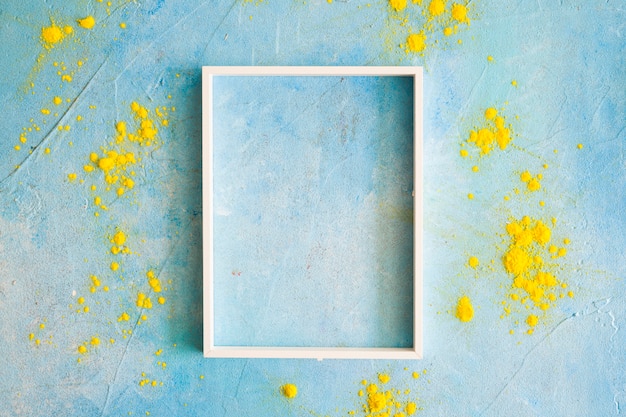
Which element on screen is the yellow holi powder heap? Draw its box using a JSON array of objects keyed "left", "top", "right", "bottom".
[
  {"left": 455, "top": 295, "right": 474, "bottom": 322},
  {"left": 389, "top": 0, "right": 407, "bottom": 11},
  {"left": 451, "top": 3, "right": 469, "bottom": 24},
  {"left": 356, "top": 373, "right": 422, "bottom": 417},
  {"left": 428, "top": 0, "right": 445, "bottom": 16},
  {"left": 41, "top": 23, "right": 72, "bottom": 47},
  {"left": 281, "top": 383, "right": 298, "bottom": 398},
  {"left": 406, "top": 32, "right": 427, "bottom": 53},
  {"left": 520, "top": 170, "right": 542, "bottom": 192},
  {"left": 77, "top": 16, "right": 96, "bottom": 29},
  {"left": 501, "top": 215, "right": 572, "bottom": 331},
  {"left": 465, "top": 107, "right": 513, "bottom": 155},
  {"left": 146, "top": 270, "right": 162, "bottom": 293}
]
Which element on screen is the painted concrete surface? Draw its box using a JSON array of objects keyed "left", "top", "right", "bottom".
[{"left": 0, "top": 1, "right": 624, "bottom": 416}]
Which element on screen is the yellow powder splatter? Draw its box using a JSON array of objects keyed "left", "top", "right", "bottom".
[
  {"left": 407, "top": 32, "right": 427, "bottom": 53},
  {"left": 468, "top": 256, "right": 479, "bottom": 269},
  {"left": 378, "top": 373, "right": 391, "bottom": 384},
  {"left": 77, "top": 16, "right": 96, "bottom": 30},
  {"left": 110, "top": 261, "right": 120, "bottom": 271},
  {"left": 389, "top": 0, "right": 407, "bottom": 11},
  {"left": 455, "top": 295, "right": 474, "bottom": 322},
  {"left": 428, "top": 0, "right": 445, "bottom": 16},
  {"left": 113, "top": 230, "right": 126, "bottom": 246},
  {"left": 41, "top": 23, "right": 72, "bottom": 47},
  {"left": 77, "top": 345, "right": 87, "bottom": 354},
  {"left": 501, "top": 216, "right": 571, "bottom": 332},
  {"left": 451, "top": 3, "right": 469, "bottom": 24},
  {"left": 147, "top": 270, "right": 162, "bottom": 292},
  {"left": 118, "top": 312, "right": 130, "bottom": 322},
  {"left": 466, "top": 106, "right": 513, "bottom": 155},
  {"left": 281, "top": 383, "right": 298, "bottom": 398}
]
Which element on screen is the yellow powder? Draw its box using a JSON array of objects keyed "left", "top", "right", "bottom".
[
  {"left": 468, "top": 256, "right": 479, "bottom": 269},
  {"left": 281, "top": 383, "right": 298, "bottom": 398},
  {"left": 157, "top": 297, "right": 166, "bottom": 305},
  {"left": 406, "top": 402, "right": 417, "bottom": 415},
  {"left": 378, "top": 373, "right": 391, "bottom": 384},
  {"left": 484, "top": 107, "right": 497, "bottom": 120},
  {"left": 407, "top": 32, "right": 427, "bottom": 53},
  {"left": 451, "top": 4, "right": 469, "bottom": 24},
  {"left": 41, "top": 24, "right": 69, "bottom": 46},
  {"left": 113, "top": 230, "right": 126, "bottom": 246},
  {"left": 147, "top": 270, "right": 162, "bottom": 292},
  {"left": 527, "top": 178, "right": 541, "bottom": 191},
  {"left": 389, "top": 0, "right": 407, "bottom": 11},
  {"left": 77, "top": 345, "right": 87, "bottom": 354},
  {"left": 428, "top": 0, "right": 445, "bottom": 16},
  {"left": 526, "top": 314, "right": 538, "bottom": 327},
  {"left": 455, "top": 295, "right": 474, "bottom": 322},
  {"left": 110, "top": 261, "right": 120, "bottom": 271},
  {"left": 77, "top": 16, "right": 96, "bottom": 29},
  {"left": 118, "top": 312, "right": 130, "bottom": 322},
  {"left": 90, "top": 337, "right": 100, "bottom": 346},
  {"left": 443, "top": 27, "right": 453, "bottom": 36},
  {"left": 53, "top": 96, "right": 62, "bottom": 105}
]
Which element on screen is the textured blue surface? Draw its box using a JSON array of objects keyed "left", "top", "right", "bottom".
[
  {"left": 212, "top": 75, "right": 414, "bottom": 348},
  {"left": 0, "top": 1, "right": 624, "bottom": 416}
]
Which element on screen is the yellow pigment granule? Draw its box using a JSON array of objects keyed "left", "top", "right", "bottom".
[
  {"left": 41, "top": 23, "right": 72, "bottom": 46},
  {"left": 501, "top": 215, "right": 571, "bottom": 331},
  {"left": 468, "top": 256, "right": 479, "bottom": 269},
  {"left": 455, "top": 295, "right": 474, "bottom": 322},
  {"left": 389, "top": 0, "right": 407, "bottom": 11},
  {"left": 357, "top": 373, "right": 422, "bottom": 416},
  {"left": 77, "top": 16, "right": 96, "bottom": 29},
  {"left": 465, "top": 107, "right": 513, "bottom": 155},
  {"left": 451, "top": 3, "right": 470, "bottom": 24},
  {"left": 428, "top": 0, "right": 445, "bottom": 16},
  {"left": 281, "top": 383, "right": 298, "bottom": 398},
  {"left": 407, "top": 32, "right": 427, "bottom": 53}
]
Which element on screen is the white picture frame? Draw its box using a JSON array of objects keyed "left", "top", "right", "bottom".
[{"left": 202, "top": 66, "right": 423, "bottom": 360}]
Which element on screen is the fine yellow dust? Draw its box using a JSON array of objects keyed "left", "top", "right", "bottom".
[
  {"left": 77, "top": 16, "right": 96, "bottom": 30},
  {"left": 352, "top": 372, "right": 423, "bottom": 417},
  {"left": 455, "top": 295, "right": 474, "bottom": 322},
  {"left": 281, "top": 383, "right": 298, "bottom": 398},
  {"left": 462, "top": 106, "right": 513, "bottom": 160},
  {"left": 501, "top": 215, "right": 573, "bottom": 332}
]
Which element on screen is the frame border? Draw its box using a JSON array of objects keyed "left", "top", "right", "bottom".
[{"left": 202, "top": 66, "right": 423, "bottom": 360}]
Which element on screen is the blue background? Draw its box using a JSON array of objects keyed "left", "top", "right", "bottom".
[{"left": 0, "top": 1, "right": 624, "bottom": 416}]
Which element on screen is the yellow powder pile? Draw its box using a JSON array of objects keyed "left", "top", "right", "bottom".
[
  {"left": 520, "top": 170, "right": 542, "bottom": 192},
  {"left": 77, "top": 16, "right": 96, "bottom": 30},
  {"left": 455, "top": 295, "right": 474, "bottom": 322},
  {"left": 41, "top": 23, "right": 73, "bottom": 47},
  {"left": 281, "top": 383, "right": 298, "bottom": 398},
  {"left": 394, "top": 0, "right": 471, "bottom": 54},
  {"left": 355, "top": 373, "right": 421, "bottom": 417},
  {"left": 407, "top": 32, "right": 427, "bottom": 53},
  {"left": 465, "top": 107, "right": 513, "bottom": 155},
  {"left": 501, "top": 215, "right": 572, "bottom": 333},
  {"left": 389, "top": 0, "right": 408, "bottom": 12}
]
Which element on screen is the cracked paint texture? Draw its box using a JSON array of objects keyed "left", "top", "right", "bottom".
[{"left": 0, "top": 0, "right": 624, "bottom": 416}]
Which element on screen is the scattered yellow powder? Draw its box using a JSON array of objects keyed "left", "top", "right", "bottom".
[
  {"left": 407, "top": 32, "right": 427, "bottom": 53},
  {"left": 389, "top": 0, "right": 407, "bottom": 11},
  {"left": 41, "top": 23, "right": 71, "bottom": 46},
  {"left": 110, "top": 261, "right": 120, "bottom": 271},
  {"left": 466, "top": 106, "right": 513, "bottom": 155},
  {"left": 378, "top": 373, "right": 391, "bottom": 384},
  {"left": 455, "top": 295, "right": 474, "bottom": 322},
  {"left": 113, "top": 230, "right": 126, "bottom": 246},
  {"left": 77, "top": 16, "right": 96, "bottom": 29},
  {"left": 147, "top": 270, "right": 162, "bottom": 292},
  {"left": 281, "top": 383, "right": 298, "bottom": 398},
  {"left": 118, "top": 312, "right": 130, "bottom": 322},
  {"left": 428, "top": 0, "right": 445, "bottom": 16},
  {"left": 468, "top": 256, "right": 479, "bottom": 269},
  {"left": 526, "top": 314, "right": 538, "bottom": 327},
  {"left": 53, "top": 96, "right": 62, "bottom": 105},
  {"left": 90, "top": 337, "right": 100, "bottom": 346},
  {"left": 451, "top": 3, "right": 469, "bottom": 24}
]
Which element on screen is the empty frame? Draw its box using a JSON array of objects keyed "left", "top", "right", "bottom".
[{"left": 202, "top": 66, "right": 423, "bottom": 360}]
